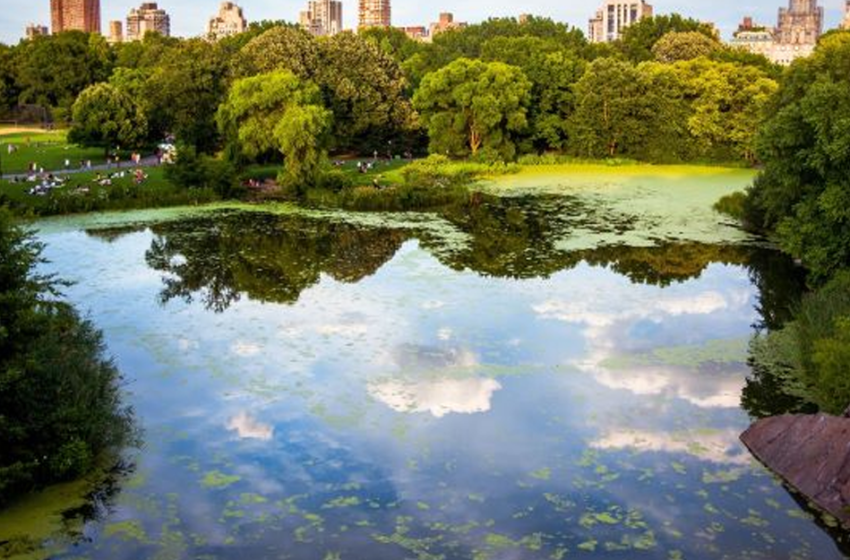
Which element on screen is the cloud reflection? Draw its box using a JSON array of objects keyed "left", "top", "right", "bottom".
[
  {"left": 368, "top": 377, "right": 503, "bottom": 418},
  {"left": 227, "top": 412, "right": 274, "bottom": 440}
]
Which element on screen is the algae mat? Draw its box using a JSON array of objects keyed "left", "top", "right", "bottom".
[{"left": 480, "top": 165, "right": 757, "bottom": 250}]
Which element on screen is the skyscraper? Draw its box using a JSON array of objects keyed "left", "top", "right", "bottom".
[
  {"left": 300, "top": 0, "right": 343, "bottom": 36},
  {"left": 775, "top": 0, "right": 823, "bottom": 45},
  {"left": 588, "top": 1, "right": 653, "bottom": 43},
  {"left": 50, "top": 0, "right": 101, "bottom": 34},
  {"left": 126, "top": 3, "right": 171, "bottom": 42},
  {"left": 842, "top": 0, "right": 850, "bottom": 30},
  {"left": 358, "top": 0, "right": 390, "bottom": 29},
  {"left": 108, "top": 20, "right": 123, "bottom": 44},
  {"left": 26, "top": 23, "right": 49, "bottom": 40},
  {"left": 207, "top": 2, "right": 248, "bottom": 40}
]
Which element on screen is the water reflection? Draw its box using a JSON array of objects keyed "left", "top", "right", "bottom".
[
  {"left": 21, "top": 201, "right": 842, "bottom": 560},
  {"left": 127, "top": 197, "right": 771, "bottom": 314}
]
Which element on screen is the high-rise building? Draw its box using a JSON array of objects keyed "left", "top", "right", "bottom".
[
  {"left": 207, "top": 2, "right": 247, "bottom": 40},
  {"left": 429, "top": 12, "right": 466, "bottom": 39},
  {"left": 26, "top": 23, "right": 49, "bottom": 40},
  {"left": 588, "top": 1, "right": 653, "bottom": 43},
  {"left": 126, "top": 3, "right": 171, "bottom": 42},
  {"left": 358, "top": 0, "right": 390, "bottom": 29},
  {"left": 300, "top": 0, "right": 343, "bottom": 36},
  {"left": 841, "top": 0, "right": 850, "bottom": 30},
  {"left": 108, "top": 20, "right": 123, "bottom": 44},
  {"left": 50, "top": 0, "right": 101, "bottom": 34},
  {"left": 775, "top": 0, "right": 823, "bottom": 45}
]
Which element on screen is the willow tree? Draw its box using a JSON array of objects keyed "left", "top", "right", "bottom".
[
  {"left": 413, "top": 58, "right": 531, "bottom": 161},
  {"left": 216, "top": 70, "right": 331, "bottom": 191}
]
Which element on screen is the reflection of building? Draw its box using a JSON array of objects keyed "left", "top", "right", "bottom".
[
  {"left": 842, "top": 0, "right": 850, "bottom": 29},
  {"left": 299, "top": 0, "right": 343, "bottom": 36},
  {"left": 26, "top": 23, "right": 49, "bottom": 40},
  {"left": 429, "top": 12, "right": 466, "bottom": 39},
  {"left": 50, "top": 0, "right": 101, "bottom": 34},
  {"left": 730, "top": 1, "right": 823, "bottom": 66},
  {"left": 358, "top": 0, "right": 391, "bottom": 28},
  {"left": 107, "top": 20, "right": 123, "bottom": 44},
  {"left": 207, "top": 2, "right": 247, "bottom": 40},
  {"left": 588, "top": 1, "right": 653, "bottom": 43},
  {"left": 126, "top": 3, "right": 171, "bottom": 41}
]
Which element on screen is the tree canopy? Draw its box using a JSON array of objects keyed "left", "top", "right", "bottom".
[
  {"left": 68, "top": 83, "right": 148, "bottom": 156},
  {"left": 414, "top": 58, "right": 532, "bottom": 160}
]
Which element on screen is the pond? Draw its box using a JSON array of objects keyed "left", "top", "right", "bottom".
[{"left": 1, "top": 170, "right": 847, "bottom": 560}]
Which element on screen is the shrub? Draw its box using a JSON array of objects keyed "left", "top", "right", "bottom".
[{"left": 165, "top": 146, "right": 243, "bottom": 198}]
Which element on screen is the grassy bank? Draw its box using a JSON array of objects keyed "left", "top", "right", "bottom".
[
  {"left": 0, "top": 167, "right": 219, "bottom": 217},
  {"left": 0, "top": 130, "right": 136, "bottom": 176}
]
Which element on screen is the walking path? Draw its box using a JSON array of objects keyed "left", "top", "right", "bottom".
[{"left": 3, "top": 155, "right": 161, "bottom": 180}]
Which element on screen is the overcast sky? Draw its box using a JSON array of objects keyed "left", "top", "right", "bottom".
[{"left": 1, "top": 0, "right": 845, "bottom": 44}]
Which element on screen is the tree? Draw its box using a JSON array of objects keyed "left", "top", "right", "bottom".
[
  {"left": 481, "top": 36, "right": 586, "bottom": 151},
  {"left": 143, "top": 39, "right": 233, "bottom": 153},
  {"left": 746, "top": 32, "right": 850, "bottom": 281},
  {"left": 14, "top": 32, "right": 113, "bottom": 118},
  {"left": 236, "top": 25, "right": 320, "bottom": 79},
  {"left": 673, "top": 58, "right": 777, "bottom": 162},
  {"left": 68, "top": 83, "right": 148, "bottom": 157},
  {"left": 217, "top": 70, "right": 332, "bottom": 190},
  {"left": 619, "top": 14, "right": 718, "bottom": 62},
  {"left": 413, "top": 58, "right": 532, "bottom": 160},
  {"left": 0, "top": 209, "right": 135, "bottom": 504},
  {"left": 652, "top": 31, "right": 721, "bottom": 62},
  {"left": 571, "top": 58, "right": 652, "bottom": 157},
  {"left": 314, "top": 32, "right": 417, "bottom": 152}
]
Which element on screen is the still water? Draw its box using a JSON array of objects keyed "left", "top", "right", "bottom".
[{"left": 4, "top": 194, "right": 847, "bottom": 559}]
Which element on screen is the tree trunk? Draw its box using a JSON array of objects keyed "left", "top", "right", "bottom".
[{"left": 469, "top": 126, "right": 481, "bottom": 156}]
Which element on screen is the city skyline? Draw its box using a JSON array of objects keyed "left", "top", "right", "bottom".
[{"left": 3, "top": 0, "right": 846, "bottom": 44}]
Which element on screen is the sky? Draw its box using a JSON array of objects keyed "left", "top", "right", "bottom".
[{"left": 0, "top": 0, "right": 845, "bottom": 44}]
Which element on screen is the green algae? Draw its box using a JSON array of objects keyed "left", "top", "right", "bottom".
[
  {"left": 0, "top": 471, "right": 110, "bottom": 560},
  {"left": 200, "top": 470, "right": 241, "bottom": 489},
  {"left": 102, "top": 520, "right": 148, "bottom": 542},
  {"left": 602, "top": 338, "right": 749, "bottom": 370}
]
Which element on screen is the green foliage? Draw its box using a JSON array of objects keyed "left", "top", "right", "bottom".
[
  {"left": 400, "top": 154, "right": 519, "bottom": 188},
  {"left": 144, "top": 39, "right": 233, "bottom": 152},
  {"left": 745, "top": 32, "right": 850, "bottom": 281},
  {"left": 414, "top": 58, "right": 532, "bottom": 161},
  {"left": 569, "top": 58, "right": 686, "bottom": 160},
  {"left": 13, "top": 32, "right": 113, "bottom": 117},
  {"left": 237, "top": 29, "right": 416, "bottom": 153},
  {"left": 67, "top": 83, "right": 148, "bottom": 155},
  {"left": 0, "top": 209, "right": 135, "bottom": 504},
  {"left": 217, "top": 70, "right": 332, "bottom": 191},
  {"left": 618, "top": 14, "right": 719, "bottom": 62},
  {"left": 165, "top": 146, "right": 241, "bottom": 198},
  {"left": 652, "top": 31, "right": 720, "bottom": 62},
  {"left": 481, "top": 37, "right": 586, "bottom": 151}
]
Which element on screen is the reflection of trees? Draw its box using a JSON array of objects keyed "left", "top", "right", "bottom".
[
  {"left": 144, "top": 211, "right": 407, "bottom": 312},
  {"left": 740, "top": 249, "right": 811, "bottom": 419},
  {"left": 424, "top": 194, "right": 753, "bottom": 285},
  {"left": 84, "top": 225, "right": 146, "bottom": 243}
]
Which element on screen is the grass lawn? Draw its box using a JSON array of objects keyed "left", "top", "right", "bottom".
[
  {"left": 0, "top": 129, "right": 136, "bottom": 175},
  {"left": 242, "top": 158, "right": 412, "bottom": 187},
  {"left": 0, "top": 166, "right": 218, "bottom": 217}
]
